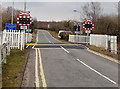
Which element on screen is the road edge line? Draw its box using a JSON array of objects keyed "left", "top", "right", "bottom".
[
  {"left": 38, "top": 48, "right": 47, "bottom": 88},
  {"left": 35, "top": 48, "right": 40, "bottom": 87},
  {"left": 87, "top": 48, "right": 119, "bottom": 64}
]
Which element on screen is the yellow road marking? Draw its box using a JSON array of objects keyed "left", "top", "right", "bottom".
[
  {"left": 38, "top": 48, "right": 47, "bottom": 88},
  {"left": 35, "top": 49, "right": 40, "bottom": 87},
  {"left": 26, "top": 43, "right": 37, "bottom": 46}
]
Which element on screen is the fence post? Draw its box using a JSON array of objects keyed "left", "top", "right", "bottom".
[
  {"left": 18, "top": 30, "right": 20, "bottom": 49},
  {"left": 20, "top": 31, "right": 23, "bottom": 50},
  {"left": 7, "top": 42, "right": 10, "bottom": 56}
]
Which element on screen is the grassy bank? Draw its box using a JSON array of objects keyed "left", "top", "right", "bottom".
[
  {"left": 2, "top": 48, "right": 30, "bottom": 87},
  {"left": 87, "top": 45, "right": 118, "bottom": 59},
  {"left": 31, "top": 29, "right": 37, "bottom": 43}
]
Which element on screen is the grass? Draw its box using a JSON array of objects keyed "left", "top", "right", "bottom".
[
  {"left": 2, "top": 48, "right": 30, "bottom": 87},
  {"left": 2, "top": 29, "right": 38, "bottom": 87},
  {"left": 31, "top": 29, "right": 37, "bottom": 43},
  {"left": 87, "top": 45, "right": 118, "bottom": 59}
]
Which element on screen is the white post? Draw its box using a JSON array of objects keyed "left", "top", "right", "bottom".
[
  {"left": 20, "top": 31, "right": 23, "bottom": 50},
  {"left": 11, "top": 30, "right": 13, "bottom": 49},
  {"left": 18, "top": 30, "right": 20, "bottom": 49}
]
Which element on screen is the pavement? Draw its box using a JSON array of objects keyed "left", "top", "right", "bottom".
[{"left": 22, "top": 30, "right": 118, "bottom": 88}]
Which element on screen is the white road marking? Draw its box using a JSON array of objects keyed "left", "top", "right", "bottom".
[
  {"left": 76, "top": 59, "right": 117, "bottom": 85},
  {"left": 35, "top": 49, "right": 40, "bottom": 87},
  {"left": 60, "top": 46, "right": 70, "bottom": 54},
  {"left": 26, "top": 45, "right": 29, "bottom": 48}
]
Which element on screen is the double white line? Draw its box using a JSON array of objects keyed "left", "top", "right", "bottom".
[{"left": 35, "top": 48, "right": 47, "bottom": 88}]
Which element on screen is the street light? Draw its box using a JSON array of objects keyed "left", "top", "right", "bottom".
[
  {"left": 11, "top": 0, "right": 14, "bottom": 24},
  {"left": 73, "top": 9, "right": 86, "bottom": 19},
  {"left": 73, "top": 9, "right": 81, "bottom": 43}
]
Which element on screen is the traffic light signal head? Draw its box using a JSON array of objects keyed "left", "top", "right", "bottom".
[
  {"left": 19, "top": 18, "right": 30, "bottom": 24},
  {"left": 85, "top": 24, "right": 92, "bottom": 28}
]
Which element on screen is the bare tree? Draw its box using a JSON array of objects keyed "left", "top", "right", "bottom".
[
  {"left": 81, "top": 2, "right": 102, "bottom": 21},
  {"left": 0, "top": 4, "right": 2, "bottom": 31}
]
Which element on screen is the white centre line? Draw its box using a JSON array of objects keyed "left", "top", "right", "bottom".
[
  {"left": 76, "top": 59, "right": 117, "bottom": 85},
  {"left": 60, "top": 46, "right": 70, "bottom": 54}
]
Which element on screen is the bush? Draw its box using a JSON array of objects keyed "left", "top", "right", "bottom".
[{"left": 59, "top": 31, "right": 73, "bottom": 41}]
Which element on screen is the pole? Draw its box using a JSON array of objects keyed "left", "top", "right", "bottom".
[
  {"left": 11, "top": 1, "right": 14, "bottom": 24},
  {"left": 24, "top": 0, "right": 26, "bottom": 12},
  {"left": 87, "top": 31, "right": 89, "bottom": 45},
  {"left": 0, "top": 2, "right": 2, "bottom": 32}
]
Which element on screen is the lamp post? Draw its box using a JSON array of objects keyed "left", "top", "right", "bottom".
[
  {"left": 11, "top": 0, "right": 14, "bottom": 24},
  {"left": 73, "top": 9, "right": 82, "bottom": 43}
]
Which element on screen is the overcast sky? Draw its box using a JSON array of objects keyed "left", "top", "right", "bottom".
[{"left": 2, "top": 2, "right": 118, "bottom": 21}]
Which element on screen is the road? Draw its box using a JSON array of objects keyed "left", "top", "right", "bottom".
[{"left": 25, "top": 30, "right": 118, "bottom": 88}]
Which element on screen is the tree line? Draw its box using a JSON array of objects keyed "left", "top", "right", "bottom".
[
  {"left": 37, "top": 2, "right": 119, "bottom": 36},
  {"left": 0, "top": 3, "right": 119, "bottom": 36}
]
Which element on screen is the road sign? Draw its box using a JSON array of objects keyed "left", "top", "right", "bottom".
[
  {"left": 18, "top": 11, "right": 30, "bottom": 16},
  {"left": 17, "top": 16, "right": 32, "bottom": 26},
  {"left": 26, "top": 29, "right": 32, "bottom": 33},
  {"left": 17, "top": 11, "right": 33, "bottom": 26},
  {"left": 83, "top": 18, "right": 94, "bottom": 30},
  {"left": 20, "top": 26, "right": 27, "bottom": 29},
  {"left": 85, "top": 30, "right": 91, "bottom": 33},
  {"left": 75, "top": 31, "right": 83, "bottom": 34},
  {"left": 5, "top": 24, "right": 16, "bottom": 30}
]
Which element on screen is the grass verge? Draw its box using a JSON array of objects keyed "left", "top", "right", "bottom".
[
  {"left": 2, "top": 48, "right": 30, "bottom": 87},
  {"left": 31, "top": 29, "right": 37, "bottom": 43},
  {"left": 87, "top": 45, "right": 118, "bottom": 59}
]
